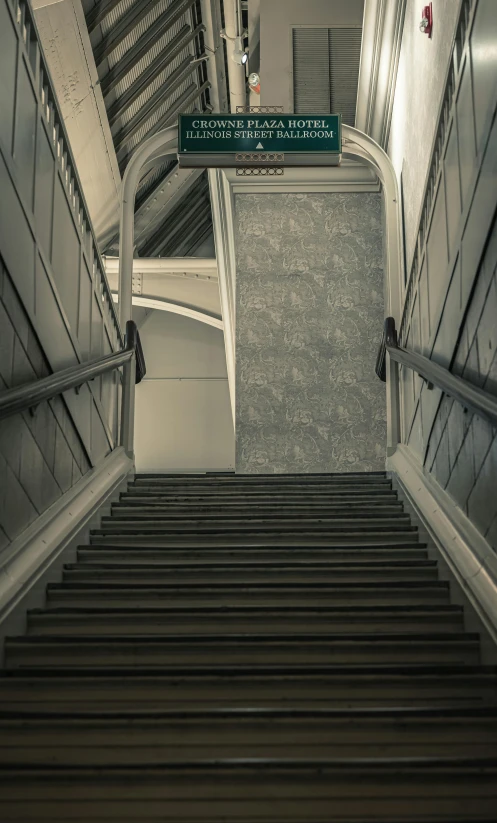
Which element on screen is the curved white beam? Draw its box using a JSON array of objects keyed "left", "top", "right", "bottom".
[
  {"left": 341, "top": 123, "right": 404, "bottom": 322},
  {"left": 118, "top": 127, "right": 178, "bottom": 331},
  {"left": 112, "top": 293, "right": 223, "bottom": 330}
]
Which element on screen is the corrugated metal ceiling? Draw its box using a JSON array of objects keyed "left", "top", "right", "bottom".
[{"left": 83, "top": 0, "right": 215, "bottom": 256}]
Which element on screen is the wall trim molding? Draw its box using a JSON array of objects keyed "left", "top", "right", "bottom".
[
  {"left": 388, "top": 444, "right": 497, "bottom": 643},
  {"left": 227, "top": 162, "right": 380, "bottom": 194},
  {"left": 0, "top": 447, "right": 133, "bottom": 624}
]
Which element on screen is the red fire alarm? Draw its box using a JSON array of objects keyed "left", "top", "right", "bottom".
[{"left": 420, "top": 3, "right": 433, "bottom": 37}]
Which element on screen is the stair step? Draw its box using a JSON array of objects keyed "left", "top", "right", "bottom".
[
  {"left": 92, "top": 518, "right": 414, "bottom": 536},
  {"left": 4, "top": 632, "right": 480, "bottom": 667},
  {"left": 2, "top": 707, "right": 497, "bottom": 764},
  {"left": 61, "top": 560, "right": 440, "bottom": 584},
  {"left": 0, "top": 759, "right": 496, "bottom": 820},
  {"left": 135, "top": 469, "right": 387, "bottom": 483},
  {"left": 124, "top": 488, "right": 396, "bottom": 499},
  {"left": 1, "top": 665, "right": 495, "bottom": 710},
  {"left": 104, "top": 512, "right": 409, "bottom": 525},
  {"left": 27, "top": 604, "right": 465, "bottom": 635},
  {"left": 88, "top": 534, "right": 422, "bottom": 549},
  {"left": 45, "top": 581, "right": 451, "bottom": 607},
  {"left": 77, "top": 544, "right": 430, "bottom": 563},
  {"left": 120, "top": 492, "right": 399, "bottom": 504},
  {"left": 130, "top": 477, "right": 392, "bottom": 487},
  {"left": 2, "top": 466, "right": 494, "bottom": 814},
  {"left": 115, "top": 498, "right": 401, "bottom": 510},
  {"left": 87, "top": 534, "right": 426, "bottom": 549},
  {"left": 135, "top": 470, "right": 387, "bottom": 477},
  {"left": 111, "top": 505, "right": 406, "bottom": 518},
  {"left": 124, "top": 484, "right": 393, "bottom": 495}
]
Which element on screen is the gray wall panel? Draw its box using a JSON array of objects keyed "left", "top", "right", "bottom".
[
  {"left": 456, "top": 55, "right": 477, "bottom": 210},
  {"left": 443, "top": 122, "right": 462, "bottom": 253},
  {"left": 0, "top": 154, "right": 36, "bottom": 315},
  {"left": 77, "top": 263, "right": 92, "bottom": 359},
  {"left": 0, "top": 0, "right": 122, "bottom": 551},
  {"left": 235, "top": 192, "right": 386, "bottom": 474},
  {"left": 0, "top": 1, "right": 17, "bottom": 153},
  {"left": 426, "top": 178, "right": 449, "bottom": 331},
  {"left": 34, "top": 255, "right": 76, "bottom": 368},
  {"left": 91, "top": 294, "right": 103, "bottom": 359},
  {"left": 0, "top": 261, "right": 91, "bottom": 548},
  {"left": 13, "top": 60, "right": 37, "bottom": 209},
  {"left": 396, "top": 0, "right": 497, "bottom": 552},
  {"left": 34, "top": 124, "right": 55, "bottom": 258},
  {"left": 51, "top": 176, "right": 81, "bottom": 332}
]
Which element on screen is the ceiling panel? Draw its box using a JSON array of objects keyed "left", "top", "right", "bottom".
[{"left": 82, "top": 0, "right": 218, "bottom": 256}]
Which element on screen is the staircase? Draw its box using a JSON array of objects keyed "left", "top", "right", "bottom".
[{"left": 1, "top": 471, "right": 497, "bottom": 820}]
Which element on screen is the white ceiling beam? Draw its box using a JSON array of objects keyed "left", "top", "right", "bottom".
[{"left": 103, "top": 257, "right": 218, "bottom": 278}]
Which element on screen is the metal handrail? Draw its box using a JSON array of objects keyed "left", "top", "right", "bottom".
[
  {"left": 376, "top": 317, "right": 497, "bottom": 428},
  {"left": 0, "top": 321, "right": 142, "bottom": 422}
]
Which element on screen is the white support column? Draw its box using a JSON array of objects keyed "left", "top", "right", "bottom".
[
  {"left": 208, "top": 168, "right": 237, "bottom": 423},
  {"left": 118, "top": 128, "right": 178, "bottom": 458}
]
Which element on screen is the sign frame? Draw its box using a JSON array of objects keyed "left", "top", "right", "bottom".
[{"left": 177, "top": 114, "right": 342, "bottom": 168}]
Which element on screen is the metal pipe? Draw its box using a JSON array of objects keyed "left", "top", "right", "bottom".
[{"left": 222, "top": 0, "right": 246, "bottom": 111}]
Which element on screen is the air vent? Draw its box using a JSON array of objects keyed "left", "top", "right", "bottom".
[{"left": 292, "top": 27, "right": 362, "bottom": 125}]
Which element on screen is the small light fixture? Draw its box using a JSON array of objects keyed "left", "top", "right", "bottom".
[
  {"left": 248, "top": 72, "right": 260, "bottom": 93},
  {"left": 232, "top": 36, "right": 248, "bottom": 65}
]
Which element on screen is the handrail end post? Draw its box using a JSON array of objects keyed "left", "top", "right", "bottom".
[
  {"left": 386, "top": 351, "right": 401, "bottom": 457},
  {"left": 125, "top": 319, "right": 138, "bottom": 351},
  {"left": 121, "top": 352, "right": 136, "bottom": 460},
  {"left": 385, "top": 316, "right": 398, "bottom": 348}
]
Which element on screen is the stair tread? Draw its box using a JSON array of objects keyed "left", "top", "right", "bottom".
[
  {"left": 3, "top": 469, "right": 495, "bottom": 812},
  {"left": 3, "top": 705, "right": 497, "bottom": 720},
  {"left": 4, "top": 662, "right": 493, "bottom": 675},
  {"left": 47, "top": 580, "right": 449, "bottom": 589},
  {"left": 66, "top": 560, "right": 438, "bottom": 570},
  {"left": 30, "top": 603, "right": 461, "bottom": 614},
  {"left": 8, "top": 631, "right": 480, "bottom": 644},
  {"left": 2, "top": 756, "right": 497, "bottom": 771}
]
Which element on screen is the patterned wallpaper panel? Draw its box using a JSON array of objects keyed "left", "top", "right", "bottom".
[{"left": 234, "top": 192, "right": 386, "bottom": 474}]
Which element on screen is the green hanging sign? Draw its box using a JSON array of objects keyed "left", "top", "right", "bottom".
[{"left": 178, "top": 113, "right": 342, "bottom": 167}]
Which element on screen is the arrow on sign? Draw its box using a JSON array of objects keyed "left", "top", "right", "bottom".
[{"left": 256, "top": 142, "right": 264, "bottom": 149}]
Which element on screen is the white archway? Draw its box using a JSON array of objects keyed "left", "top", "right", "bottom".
[{"left": 118, "top": 124, "right": 404, "bottom": 447}]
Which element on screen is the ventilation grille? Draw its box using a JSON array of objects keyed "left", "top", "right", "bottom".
[{"left": 292, "top": 27, "right": 362, "bottom": 125}]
